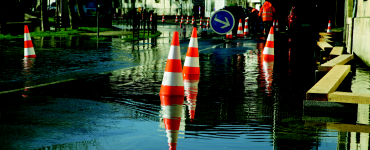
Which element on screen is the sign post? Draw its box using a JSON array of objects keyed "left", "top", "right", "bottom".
[{"left": 210, "top": 10, "right": 235, "bottom": 35}]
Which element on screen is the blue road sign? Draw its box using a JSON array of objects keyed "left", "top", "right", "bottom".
[{"left": 210, "top": 10, "right": 235, "bottom": 34}]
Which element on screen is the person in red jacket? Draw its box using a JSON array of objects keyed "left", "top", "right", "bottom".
[{"left": 259, "top": 0, "right": 276, "bottom": 35}]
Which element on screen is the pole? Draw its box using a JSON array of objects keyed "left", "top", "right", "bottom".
[{"left": 97, "top": 5, "right": 100, "bottom": 39}]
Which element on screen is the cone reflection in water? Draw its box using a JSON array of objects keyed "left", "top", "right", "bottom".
[
  {"left": 262, "top": 60, "right": 274, "bottom": 95},
  {"left": 184, "top": 74, "right": 199, "bottom": 120},
  {"left": 22, "top": 57, "right": 36, "bottom": 97}
]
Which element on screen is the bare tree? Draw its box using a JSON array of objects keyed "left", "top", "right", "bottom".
[
  {"left": 75, "top": 0, "right": 86, "bottom": 26},
  {"left": 68, "top": 0, "right": 78, "bottom": 29},
  {"left": 41, "top": 0, "right": 50, "bottom": 31}
]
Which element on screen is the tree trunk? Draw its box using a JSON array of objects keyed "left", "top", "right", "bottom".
[
  {"left": 41, "top": 0, "right": 50, "bottom": 31},
  {"left": 75, "top": 0, "right": 85, "bottom": 26},
  {"left": 68, "top": 0, "right": 78, "bottom": 29}
]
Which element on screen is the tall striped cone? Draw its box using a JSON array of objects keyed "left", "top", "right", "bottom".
[
  {"left": 186, "top": 16, "right": 189, "bottom": 24},
  {"left": 150, "top": 14, "right": 152, "bottom": 22},
  {"left": 181, "top": 15, "right": 184, "bottom": 23},
  {"left": 327, "top": 20, "right": 332, "bottom": 34},
  {"left": 275, "top": 20, "right": 279, "bottom": 32},
  {"left": 199, "top": 17, "right": 202, "bottom": 26},
  {"left": 191, "top": 16, "right": 194, "bottom": 24},
  {"left": 160, "top": 95, "right": 184, "bottom": 150},
  {"left": 244, "top": 17, "right": 249, "bottom": 36},
  {"left": 24, "top": 25, "right": 36, "bottom": 58},
  {"left": 184, "top": 74, "right": 199, "bottom": 120},
  {"left": 206, "top": 17, "right": 209, "bottom": 28},
  {"left": 159, "top": 31, "right": 184, "bottom": 96},
  {"left": 162, "top": 14, "right": 165, "bottom": 22},
  {"left": 226, "top": 31, "right": 233, "bottom": 39},
  {"left": 183, "top": 27, "right": 200, "bottom": 76},
  {"left": 175, "top": 15, "right": 178, "bottom": 23},
  {"left": 237, "top": 19, "right": 244, "bottom": 38},
  {"left": 262, "top": 27, "right": 274, "bottom": 62}
]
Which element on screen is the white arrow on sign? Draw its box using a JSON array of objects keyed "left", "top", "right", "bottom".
[{"left": 214, "top": 15, "right": 230, "bottom": 29}]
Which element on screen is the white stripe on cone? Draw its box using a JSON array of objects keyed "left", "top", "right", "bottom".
[
  {"left": 162, "top": 72, "right": 184, "bottom": 86},
  {"left": 168, "top": 45, "right": 181, "bottom": 59},
  {"left": 184, "top": 57, "right": 200, "bottom": 67},
  {"left": 189, "top": 37, "right": 198, "bottom": 48}
]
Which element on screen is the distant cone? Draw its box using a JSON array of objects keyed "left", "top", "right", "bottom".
[
  {"left": 181, "top": 15, "right": 184, "bottom": 23},
  {"left": 162, "top": 14, "right": 165, "bottom": 22},
  {"left": 206, "top": 17, "right": 209, "bottom": 28},
  {"left": 183, "top": 27, "right": 200, "bottom": 75},
  {"left": 191, "top": 16, "right": 194, "bottom": 24},
  {"left": 142, "top": 13, "right": 144, "bottom": 21},
  {"left": 327, "top": 20, "right": 332, "bottom": 34},
  {"left": 150, "top": 14, "right": 153, "bottom": 22},
  {"left": 262, "top": 27, "right": 274, "bottom": 62},
  {"left": 226, "top": 31, "right": 233, "bottom": 39},
  {"left": 199, "top": 17, "right": 202, "bottom": 26},
  {"left": 244, "top": 17, "right": 249, "bottom": 36},
  {"left": 175, "top": 15, "right": 178, "bottom": 23},
  {"left": 24, "top": 25, "right": 36, "bottom": 58},
  {"left": 237, "top": 19, "right": 243, "bottom": 38},
  {"left": 275, "top": 20, "right": 279, "bottom": 32},
  {"left": 159, "top": 31, "right": 184, "bottom": 96},
  {"left": 202, "top": 23, "right": 207, "bottom": 36},
  {"left": 186, "top": 16, "right": 189, "bottom": 24}
]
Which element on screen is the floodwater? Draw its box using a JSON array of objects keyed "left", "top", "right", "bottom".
[{"left": 0, "top": 25, "right": 369, "bottom": 150}]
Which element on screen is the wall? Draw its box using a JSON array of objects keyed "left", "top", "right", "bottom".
[{"left": 120, "top": 0, "right": 193, "bottom": 15}]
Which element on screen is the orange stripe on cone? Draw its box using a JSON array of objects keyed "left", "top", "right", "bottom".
[
  {"left": 160, "top": 31, "right": 184, "bottom": 96},
  {"left": 183, "top": 27, "right": 200, "bottom": 75},
  {"left": 24, "top": 25, "right": 36, "bottom": 58},
  {"left": 262, "top": 27, "right": 274, "bottom": 62}
]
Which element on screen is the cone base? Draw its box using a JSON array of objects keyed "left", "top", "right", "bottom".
[
  {"left": 25, "top": 55, "right": 36, "bottom": 58},
  {"left": 237, "top": 34, "right": 244, "bottom": 38},
  {"left": 226, "top": 34, "right": 233, "bottom": 39}
]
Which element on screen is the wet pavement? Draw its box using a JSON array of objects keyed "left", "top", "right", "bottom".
[{"left": 0, "top": 24, "right": 369, "bottom": 150}]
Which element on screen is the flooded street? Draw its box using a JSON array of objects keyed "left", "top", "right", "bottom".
[{"left": 0, "top": 25, "right": 369, "bottom": 150}]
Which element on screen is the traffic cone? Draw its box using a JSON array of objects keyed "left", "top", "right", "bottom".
[
  {"left": 113, "top": 13, "right": 116, "bottom": 19},
  {"left": 24, "top": 25, "right": 36, "bottom": 58},
  {"left": 202, "top": 22, "right": 207, "bottom": 36},
  {"left": 327, "top": 20, "right": 332, "bottom": 34},
  {"left": 181, "top": 15, "right": 184, "bottom": 23},
  {"left": 273, "top": 20, "right": 276, "bottom": 31},
  {"left": 150, "top": 14, "right": 152, "bottom": 22},
  {"left": 226, "top": 31, "right": 233, "bottom": 39},
  {"left": 237, "top": 19, "right": 243, "bottom": 38},
  {"left": 186, "top": 16, "right": 189, "bottom": 24},
  {"left": 199, "top": 17, "right": 202, "bottom": 26},
  {"left": 191, "top": 16, "right": 194, "bottom": 24},
  {"left": 175, "top": 15, "right": 178, "bottom": 23},
  {"left": 244, "top": 17, "right": 249, "bottom": 36},
  {"left": 142, "top": 13, "right": 144, "bottom": 21},
  {"left": 206, "top": 17, "right": 209, "bottom": 28},
  {"left": 159, "top": 31, "right": 184, "bottom": 96},
  {"left": 183, "top": 27, "right": 200, "bottom": 75},
  {"left": 275, "top": 20, "right": 279, "bottom": 32},
  {"left": 162, "top": 14, "right": 165, "bottom": 22},
  {"left": 262, "top": 27, "right": 274, "bottom": 62}
]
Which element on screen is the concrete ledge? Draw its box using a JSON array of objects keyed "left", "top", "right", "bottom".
[
  {"left": 318, "top": 54, "right": 353, "bottom": 71},
  {"left": 329, "top": 47, "right": 344, "bottom": 59},
  {"left": 307, "top": 65, "right": 351, "bottom": 101},
  {"left": 328, "top": 92, "right": 370, "bottom": 104},
  {"left": 317, "top": 41, "right": 333, "bottom": 50},
  {"left": 319, "top": 38, "right": 333, "bottom": 42},
  {"left": 305, "top": 122, "right": 370, "bottom": 133},
  {"left": 319, "top": 32, "right": 331, "bottom": 36}
]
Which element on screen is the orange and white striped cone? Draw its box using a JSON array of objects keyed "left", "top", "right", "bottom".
[
  {"left": 237, "top": 19, "right": 244, "bottom": 38},
  {"left": 191, "top": 16, "right": 194, "bottom": 24},
  {"left": 160, "top": 95, "right": 184, "bottom": 150},
  {"left": 275, "top": 20, "right": 279, "bottom": 32},
  {"left": 186, "top": 16, "right": 189, "bottom": 24},
  {"left": 199, "top": 17, "right": 202, "bottom": 26},
  {"left": 183, "top": 27, "right": 200, "bottom": 76},
  {"left": 262, "top": 27, "right": 274, "bottom": 62},
  {"left": 24, "top": 25, "right": 36, "bottom": 58},
  {"left": 206, "top": 17, "right": 209, "bottom": 28},
  {"left": 159, "top": 31, "right": 184, "bottom": 96},
  {"left": 181, "top": 15, "right": 184, "bottom": 23},
  {"left": 226, "top": 31, "right": 233, "bottom": 39},
  {"left": 113, "top": 13, "right": 116, "bottom": 19},
  {"left": 244, "top": 17, "right": 249, "bottom": 36},
  {"left": 184, "top": 74, "right": 199, "bottom": 120},
  {"left": 175, "top": 15, "right": 178, "bottom": 23},
  {"left": 150, "top": 14, "right": 153, "bottom": 22},
  {"left": 327, "top": 20, "right": 332, "bottom": 34},
  {"left": 162, "top": 14, "right": 165, "bottom": 22}
]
